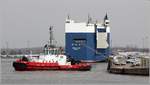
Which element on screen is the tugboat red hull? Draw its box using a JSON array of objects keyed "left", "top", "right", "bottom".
[{"left": 13, "top": 60, "right": 91, "bottom": 71}]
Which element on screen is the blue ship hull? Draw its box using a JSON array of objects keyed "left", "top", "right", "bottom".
[{"left": 65, "top": 33, "right": 110, "bottom": 62}]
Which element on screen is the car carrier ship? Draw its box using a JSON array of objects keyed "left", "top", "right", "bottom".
[{"left": 65, "top": 14, "right": 111, "bottom": 62}]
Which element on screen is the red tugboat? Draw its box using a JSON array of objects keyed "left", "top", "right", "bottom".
[
  {"left": 13, "top": 48, "right": 91, "bottom": 71},
  {"left": 13, "top": 26, "right": 91, "bottom": 71}
]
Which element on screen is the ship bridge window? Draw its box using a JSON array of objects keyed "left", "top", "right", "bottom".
[
  {"left": 106, "top": 22, "right": 109, "bottom": 24},
  {"left": 66, "top": 21, "right": 70, "bottom": 23},
  {"left": 97, "top": 29, "right": 106, "bottom": 32},
  {"left": 60, "top": 56, "right": 63, "bottom": 58}
]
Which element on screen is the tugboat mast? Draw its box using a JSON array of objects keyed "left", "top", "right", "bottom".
[{"left": 49, "top": 26, "right": 54, "bottom": 47}]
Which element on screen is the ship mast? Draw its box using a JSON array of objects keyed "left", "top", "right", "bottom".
[{"left": 49, "top": 26, "right": 54, "bottom": 47}]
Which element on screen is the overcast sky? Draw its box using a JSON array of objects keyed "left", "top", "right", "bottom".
[{"left": 0, "top": 0, "right": 150, "bottom": 49}]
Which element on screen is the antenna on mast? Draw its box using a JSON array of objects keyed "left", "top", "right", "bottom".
[
  {"left": 87, "top": 14, "right": 92, "bottom": 24},
  {"left": 87, "top": 13, "right": 92, "bottom": 26},
  {"left": 67, "top": 14, "right": 70, "bottom": 20}
]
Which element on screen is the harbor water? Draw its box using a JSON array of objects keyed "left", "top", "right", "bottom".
[{"left": 1, "top": 58, "right": 149, "bottom": 84}]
